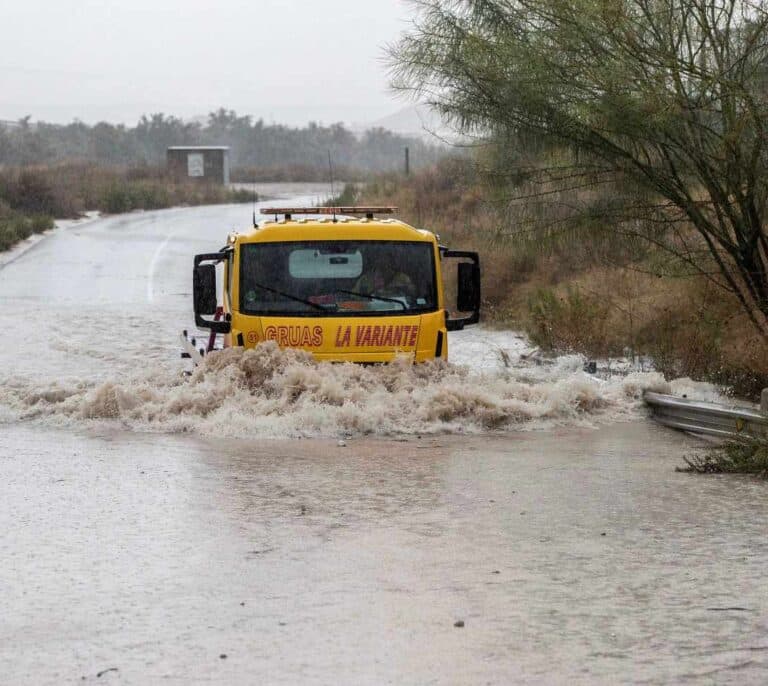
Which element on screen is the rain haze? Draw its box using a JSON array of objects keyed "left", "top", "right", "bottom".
[
  {"left": 4, "top": 0, "right": 768, "bottom": 683},
  {"left": 0, "top": 0, "right": 412, "bottom": 125}
]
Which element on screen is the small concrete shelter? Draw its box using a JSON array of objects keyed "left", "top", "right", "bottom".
[{"left": 167, "top": 146, "right": 230, "bottom": 184}]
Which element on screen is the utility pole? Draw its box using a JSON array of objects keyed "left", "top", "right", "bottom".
[{"left": 404, "top": 147, "right": 410, "bottom": 176}]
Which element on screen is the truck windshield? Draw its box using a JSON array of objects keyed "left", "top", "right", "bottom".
[{"left": 240, "top": 240, "right": 437, "bottom": 316}]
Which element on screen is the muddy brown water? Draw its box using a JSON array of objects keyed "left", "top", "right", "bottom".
[
  {"left": 3, "top": 421, "right": 768, "bottom": 685},
  {"left": 2, "top": 195, "right": 767, "bottom": 684}
]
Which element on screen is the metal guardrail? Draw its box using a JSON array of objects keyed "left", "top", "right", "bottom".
[{"left": 644, "top": 391, "right": 768, "bottom": 440}]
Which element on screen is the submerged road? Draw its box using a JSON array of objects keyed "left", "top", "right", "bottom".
[{"left": 1, "top": 192, "right": 767, "bottom": 684}]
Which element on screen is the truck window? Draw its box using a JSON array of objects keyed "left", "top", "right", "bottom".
[
  {"left": 288, "top": 248, "right": 363, "bottom": 279},
  {"left": 240, "top": 240, "right": 437, "bottom": 315}
]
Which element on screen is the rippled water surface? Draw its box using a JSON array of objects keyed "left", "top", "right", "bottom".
[
  {"left": 4, "top": 422, "right": 768, "bottom": 685},
  {"left": 2, "top": 195, "right": 766, "bottom": 684}
]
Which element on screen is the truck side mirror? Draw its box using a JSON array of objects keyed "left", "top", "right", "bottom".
[
  {"left": 443, "top": 250, "right": 481, "bottom": 330},
  {"left": 193, "top": 264, "right": 217, "bottom": 315},
  {"left": 193, "top": 252, "right": 231, "bottom": 333},
  {"left": 457, "top": 262, "right": 480, "bottom": 314}
]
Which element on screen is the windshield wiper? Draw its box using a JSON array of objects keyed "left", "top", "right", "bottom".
[
  {"left": 335, "top": 289, "right": 407, "bottom": 310},
  {"left": 249, "top": 282, "right": 334, "bottom": 312}
]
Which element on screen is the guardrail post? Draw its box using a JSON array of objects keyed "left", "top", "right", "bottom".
[{"left": 761, "top": 388, "right": 768, "bottom": 414}]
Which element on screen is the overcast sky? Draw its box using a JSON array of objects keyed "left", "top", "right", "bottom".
[{"left": 0, "top": 0, "right": 416, "bottom": 127}]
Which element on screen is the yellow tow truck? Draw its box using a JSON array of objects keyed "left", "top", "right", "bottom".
[{"left": 182, "top": 207, "right": 480, "bottom": 363}]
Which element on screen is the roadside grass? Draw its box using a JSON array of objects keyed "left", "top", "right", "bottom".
[
  {"left": 0, "top": 202, "right": 53, "bottom": 251},
  {"left": 0, "top": 162, "right": 253, "bottom": 252},
  {"left": 323, "top": 183, "right": 361, "bottom": 207},
  {"left": 678, "top": 439, "right": 768, "bottom": 477},
  {"left": 359, "top": 158, "right": 768, "bottom": 399}
]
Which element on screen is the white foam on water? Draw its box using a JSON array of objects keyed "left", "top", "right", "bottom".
[
  {"left": 0, "top": 328, "right": 688, "bottom": 439},
  {"left": 448, "top": 327, "right": 531, "bottom": 370},
  {"left": 668, "top": 377, "right": 732, "bottom": 404}
]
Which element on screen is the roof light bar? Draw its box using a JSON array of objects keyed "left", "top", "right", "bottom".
[{"left": 260, "top": 206, "right": 397, "bottom": 216}]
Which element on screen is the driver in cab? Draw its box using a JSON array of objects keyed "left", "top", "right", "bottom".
[{"left": 354, "top": 262, "right": 414, "bottom": 297}]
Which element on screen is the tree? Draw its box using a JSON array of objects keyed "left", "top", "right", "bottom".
[
  {"left": 391, "top": 0, "right": 768, "bottom": 337},
  {"left": 0, "top": 110, "right": 445, "bottom": 177}
]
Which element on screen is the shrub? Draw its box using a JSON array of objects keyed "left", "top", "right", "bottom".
[
  {"left": 0, "top": 211, "right": 53, "bottom": 251},
  {"left": 527, "top": 287, "right": 614, "bottom": 355},
  {"left": 679, "top": 439, "right": 768, "bottom": 477},
  {"left": 0, "top": 162, "right": 253, "bottom": 252},
  {"left": 324, "top": 183, "right": 360, "bottom": 206}
]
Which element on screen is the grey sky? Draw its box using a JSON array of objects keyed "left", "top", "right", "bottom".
[{"left": 0, "top": 0, "right": 415, "bottom": 126}]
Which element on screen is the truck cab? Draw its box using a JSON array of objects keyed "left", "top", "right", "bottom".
[{"left": 190, "top": 207, "right": 480, "bottom": 362}]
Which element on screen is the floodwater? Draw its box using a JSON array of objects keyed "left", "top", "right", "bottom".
[{"left": 1, "top": 189, "right": 767, "bottom": 684}]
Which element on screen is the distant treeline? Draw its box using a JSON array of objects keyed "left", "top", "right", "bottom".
[{"left": 0, "top": 109, "right": 443, "bottom": 174}]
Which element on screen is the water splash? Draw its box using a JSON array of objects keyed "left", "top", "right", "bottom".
[{"left": 1, "top": 334, "right": 677, "bottom": 438}]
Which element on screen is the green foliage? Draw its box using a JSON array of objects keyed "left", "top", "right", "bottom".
[
  {"left": 0, "top": 163, "right": 256, "bottom": 252},
  {"left": 0, "top": 204, "right": 53, "bottom": 251},
  {"left": 527, "top": 287, "right": 614, "bottom": 355},
  {"left": 0, "top": 109, "right": 444, "bottom": 176},
  {"left": 639, "top": 306, "right": 724, "bottom": 380},
  {"left": 98, "top": 183, "right": 170, "bottom": 213},
  {"left": 323, "top": 183, "right": 360, "bottom": 207},
  {"left": 6, "top": 170, "right": 58, "bottom": 214},
  {"left": 391, "top": 0, "right": 768, "bottom": 337},
  {"left": 228, "top": 188, "right": 258, "bottom": 203},
  {"left": 679, "top": 439, "right": 768, "bottom": 477},
  {"left": 526, "top": 289, "right": 560, "bottom": 350}
]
